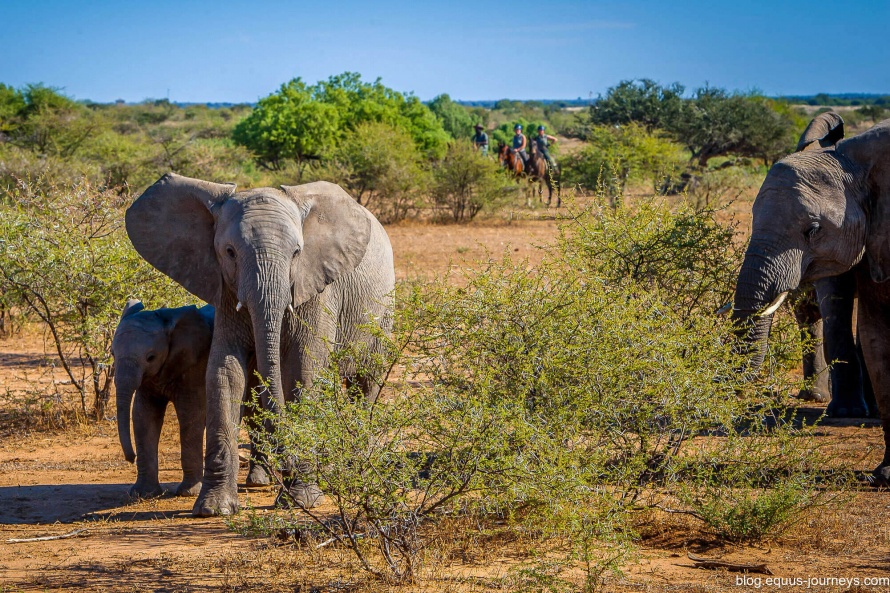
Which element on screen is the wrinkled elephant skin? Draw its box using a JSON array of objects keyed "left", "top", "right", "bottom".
[{"left": 126, "top": 174, "right": 395, "bottom": 516}]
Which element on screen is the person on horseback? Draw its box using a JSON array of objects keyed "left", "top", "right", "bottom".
[
  {"left": 472, "top": 124, "right": 489, "bottom": 156},
  {"left": 512, "top": 124, "right": 528, "bottom": 166},
  {"left": 534, "top": 125, "right": 558, "bottom": 171}
]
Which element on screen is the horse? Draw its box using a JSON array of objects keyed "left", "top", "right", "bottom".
[
  {"left": 527, "top": 141, "right": 560, "bottom": 207},
  {"left": 497, "top": 142, "right": 524, "bottom": 177}
]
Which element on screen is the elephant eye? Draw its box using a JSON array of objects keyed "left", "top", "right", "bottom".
[
  {"left": 225, "top": 246, "right": 236, "bottom": 259},
  {"left": 293, "top": 246, "right": 302, "bottom": 257},
  {"left": 146, "top": 353, "right": 156, "bottom": 362},
  {"left": 806, "top": 224, "right": 821, "bottom": 240}
]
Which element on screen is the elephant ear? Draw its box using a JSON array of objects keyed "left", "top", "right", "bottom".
[
  {"left": 121, "top": 299, "right": 144, "bottom": 319},
  {"left": 126, "top": 173, "right": 235, "bottom": 305},
  {"left": 279, "top": 181, "right": 371, "bottom": 306},
  {"left": 796, "top": 112, "right": 845, "bottom": 152},
  {"left": 165, "top": 306, "right": 214, "bottom": 372}
]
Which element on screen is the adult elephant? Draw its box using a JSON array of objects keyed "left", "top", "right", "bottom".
[
  {"left": 787, "top": 112, "right": 875, "bottom": 417},
  {"left": 126, "top": 173, "right": 395, "bottom": 516},
  {"left": 731, "top": 117, "right": 890, "bottom": 484}
]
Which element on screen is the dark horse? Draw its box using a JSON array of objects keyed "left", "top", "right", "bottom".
[{"left": 527, "top": 142, "right": 560, "bottom": 207}]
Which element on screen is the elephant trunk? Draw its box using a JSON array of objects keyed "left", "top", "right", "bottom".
[
  {"left": 245, "top": 253, "right": 291, "bottom": 415},
  {"left": 114, "top": 365, "right": 140, "bottom": 463},
  {"left": 731, "top": 244, "right": 801, "bottom": 373}
]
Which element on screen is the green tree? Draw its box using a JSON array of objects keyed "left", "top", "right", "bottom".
[
  {"left": 431, "top": 140, "right": 511, "bottom": 222},
  {"left": 561, "top": 123, "right": 685, "bottom": 199},
  {"left": 0, "top": 84, "right": 25, "bottom": 134},
  {"left": 329, "top": 121, "right": 428, "bottom": 222},
  {"left": 0, "top": 180, "right": 189, "bottom": 418},
  {"left": 13, "top": 84, "right": 97, "bottom": 157},
  {"left": 233, "top": 73, "right": 449, "bottom": 172},
  {"left": 589, "top": 79, "right": 685, "bottom": 131},
  {"left": 232, "top": 78, "right": 339, "bottom": 173},
  {"left": 670, "top": 87, "right": 798, "bottom": 167},
  {"left": 428, "top": 93, "right": 476, "bottom": 140}
]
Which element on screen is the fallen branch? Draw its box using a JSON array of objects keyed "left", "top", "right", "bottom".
[
  {"left": 687, "top": 552, "right": 773, "bottom": 575},
  {"left": 316, "top": 533, "right": 364, "bottom": 549},
  {"left": 7, "top": 528, "right": 89, "bottom": 543}
]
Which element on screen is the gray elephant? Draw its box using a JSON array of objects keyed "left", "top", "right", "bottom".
[
  {"left": 112, "top": 299, "right": 213, "bottom": 498},
  {"left": 787, "top": 112, "right": 875, "bottom": 417},
  {"left": 732, "top": 117, "right": 890, "bottom": 484},
  {"left": 126, "top": 173, "right": 396, "bottom": 516}
]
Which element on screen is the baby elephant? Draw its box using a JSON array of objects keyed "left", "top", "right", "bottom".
[{"left": 112, "top": 299, "right": 214, "bottom": 498}]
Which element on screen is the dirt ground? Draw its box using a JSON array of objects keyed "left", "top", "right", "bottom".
[{"left": 3, "top": 218, "right": 890, "bottom": 592}]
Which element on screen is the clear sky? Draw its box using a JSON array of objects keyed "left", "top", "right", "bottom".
[{"left": 1, "top": 0, "right": 888, "bottom": 103}]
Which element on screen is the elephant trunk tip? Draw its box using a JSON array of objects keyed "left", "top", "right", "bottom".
[{"left": 124, "top": 451, "right": 136, "bottom": 464}]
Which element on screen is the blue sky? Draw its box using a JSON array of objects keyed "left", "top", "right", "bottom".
[{"left": 1, "top": 0, "right": 888, "bottom": 103}]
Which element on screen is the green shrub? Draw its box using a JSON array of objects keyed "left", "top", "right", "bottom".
[
  {"left": 561, "top": 123, "right": 685, "bottom": 199},
  {"left": 321, "top": 121, "right": 429, "bottom": 223},
  {"left": 430, "top": 140, "right": 513, "bottom": 222},
  {"left": 0, "top": 179, "right": 191, "bottom": 417},
  {"left": 239, "top": 194, "right": 833, "bottom": 587}
]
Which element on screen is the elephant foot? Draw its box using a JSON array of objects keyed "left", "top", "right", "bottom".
[
  {"left": 866, "top": 464, "right": 890, "bottom": 488},
  {"left": 274, "top": 482, "right": 324, "bottom": 510},
  {"left": 192, "top": 484, "right": 239, "bottom": 517},
  {"left": 246, "top": 463, "right": 271, "bottom": 487},
  {"left": 826, "top": 398, "right": 870, "bottom": 419},
  {"left": 128, "top": 481, "right": 164, "bottom": 499},
  {"left": 797, "top": 387, "right": 830, "bottom": 404},
  {"left": 175, "top": 478, "right": 202, "bottom": 497}
]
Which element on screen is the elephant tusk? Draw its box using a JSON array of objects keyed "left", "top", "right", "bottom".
[
  {"left": 236, "top": 301, "right": 243, "bottom": 312},
  {"left": 287, "top": 303, "right": 295, "bottom": 315},
  {"left": 759, "top": 292, "right": 788, "bottom": 317},
  {"left": 716, "top": 302, "right": 733, "bottom": 316}
]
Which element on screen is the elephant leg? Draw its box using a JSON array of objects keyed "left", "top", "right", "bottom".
[
  {"left": 271, "top": 315, "right": 332, "bottom": 510},
  {"left": 241, "top": 383, "right": 271, "bottom": 487},
  {"left": 192, "top": 332, "right": 248, "bottom": 517},
  {"left": 172, "top": 394, "right": 204, "bottom": 497},
  {"left": 855, "top": 324, "right": 879, "bottom": 418},
  {"left": 817, "top": 273, "right": 867, "bottom": 417},
  {"left": 131, "top": 393, "right": 166, "bottom": 498},
  {"left": 855, "top": 285, "right": 890, "bottom": 485},
  {"left": 792, "top": 286, "right": 830, "bottom": 402}
]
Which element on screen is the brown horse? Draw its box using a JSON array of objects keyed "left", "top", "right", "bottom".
[
  {"left": 497, "top": 142, "right": 524, "bottom": 176},
  {"left": 527, "top": 142, "right": 560, "bottom": 207}
]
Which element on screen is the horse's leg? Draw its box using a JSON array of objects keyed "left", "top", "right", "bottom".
[{"left": 544, "top": 171, "right": 553, "bottom": 208}]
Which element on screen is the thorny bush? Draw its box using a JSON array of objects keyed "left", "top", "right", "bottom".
[
  {"left": 0, "top": 178, "right": 190, "bottom": 418},
  {"left": 239, "top": 193, "right": 839, "bottom": 589}
]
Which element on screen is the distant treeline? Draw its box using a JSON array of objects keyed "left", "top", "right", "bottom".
[{"left": 780, "top": 93, "right": 890, "bottom": 107}]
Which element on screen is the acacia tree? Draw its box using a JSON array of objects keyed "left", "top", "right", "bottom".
[
  {"left": 670, "top": 87, "right": 797, "bottom": 167},
  {"left": 589, "top": 79, "right": 685, "bottom": 131}
]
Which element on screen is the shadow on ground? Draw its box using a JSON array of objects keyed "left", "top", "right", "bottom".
[{"left": 0, "top": 483, "right": 192, "bottom": 524}]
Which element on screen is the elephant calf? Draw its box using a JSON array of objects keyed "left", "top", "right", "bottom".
[{"left": 112, "top": 299, "right": 214, "bottom": 497}]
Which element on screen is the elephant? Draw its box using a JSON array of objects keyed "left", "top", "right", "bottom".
[
  {"left": 731, "top": 116, "right": 890, "bottom": 484},
  {"left": 112, "top": 299, "right": 271, "bottom": 498},
  {"left": 112, "top": 299, "right": 213, "bottom": 498},
  {"left": 126, "top": 173, "right": 396, "bottom": 516},
  {"left": 786, "top": 112, "right": 875, "bottom": 417}
]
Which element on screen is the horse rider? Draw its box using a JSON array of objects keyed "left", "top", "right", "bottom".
[
  {"left": 472, "top": 124, "right": 489, "bottom": 156},
  {"left": 512, "top": 124, "right": 528, "bottom": 166},
  {"left": 534, "top": 125, "right": 558, "bottom": 171}
]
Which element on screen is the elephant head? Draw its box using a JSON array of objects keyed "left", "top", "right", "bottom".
[
  {"left": 732, "top": 114, "right": 890, "bottom": 368},
  {"left": 111, "top": 299, "right": 213, "bottom": 462},
  {"left": 125, "top": 174, "right": 371, "bottom": 412}
]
